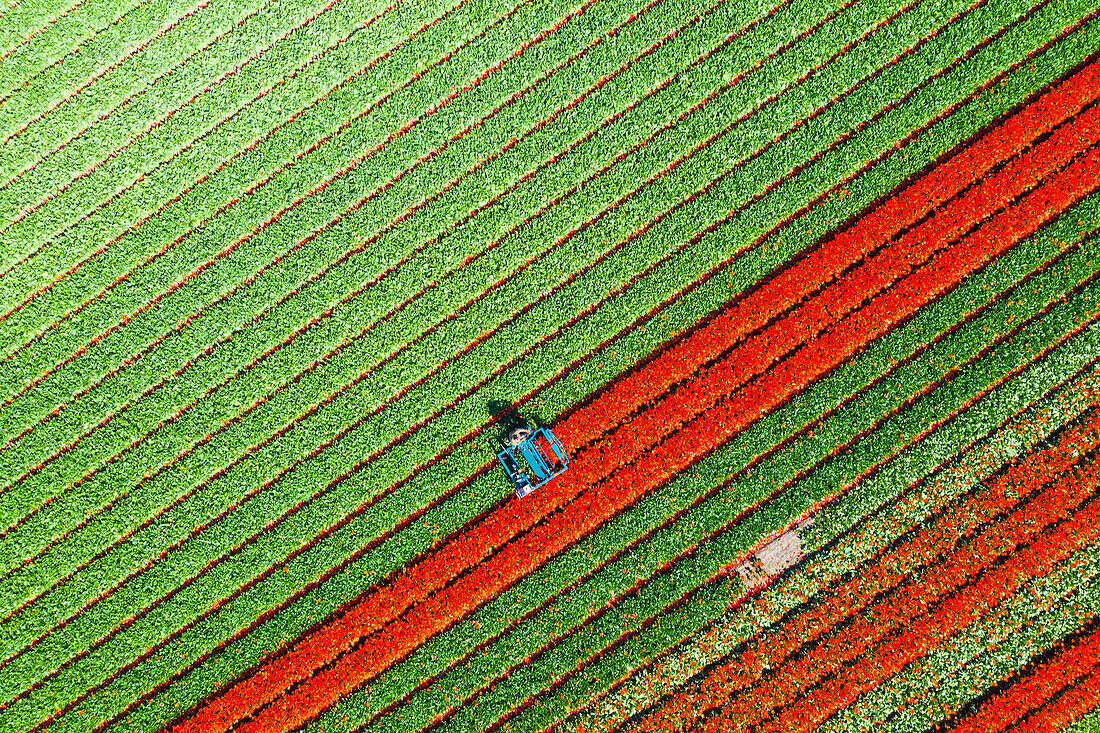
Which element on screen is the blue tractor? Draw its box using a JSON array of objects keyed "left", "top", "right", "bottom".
[{"left": 495, "top": 420, "right": 570, "bottom": 498}]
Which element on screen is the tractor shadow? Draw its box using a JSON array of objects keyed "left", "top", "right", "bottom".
[{"left": 485, "top": 399, "right": 547, "bottom": 441}]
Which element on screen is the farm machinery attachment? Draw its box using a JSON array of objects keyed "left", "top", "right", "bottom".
[{"left": 495, "top": 419, "right": 570, "bottom": 498}]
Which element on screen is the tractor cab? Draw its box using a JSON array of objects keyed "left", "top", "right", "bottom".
[{"left": 495, "top": 420, "right": 569, "bottom": 498}]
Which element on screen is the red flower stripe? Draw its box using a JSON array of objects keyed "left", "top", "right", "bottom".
[
  {"left": 943, "top": 624, "right": 1100, "bottom": 733},
  {"left": 1008, "top": 658, "right": 1100, "bottom": 733},
  {"left": 0, "top": 0, "right": 352, "bottom": 241},
  {"left": 740, "top": 462, "right": 1100, "bottom": 733},
  {"left": 635, "top": 402, "right": 1100, "bottom": 733},
  {"left": 158, "top": 66, "right": 1100, "bottom": 733},
  {"left": 0, "top": 0, "right": 217, "bottom": 157},
  {"left": 208, "top": 126, "right": 1100, "bottom": 733},
  {"left": 551, "top": 58, "right": 1100, "bottom": 452},
  {"left": 0, "top": 0, "right": 91, "bottom": 64}
]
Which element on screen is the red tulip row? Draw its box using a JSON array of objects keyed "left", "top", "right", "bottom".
[
  {"left": 1007, "top": 658, "right": 1100, "bottom": 733},
  {"left": 202, "top": 114, "right": 1100, "bottom": 733},
  {"left": 942, "top": 623, "right": 1100, "bottom": 733},
  {"left": 327, "top": 32, "right": 1100, "bottom": 726},
  {"left": 161, "top": 60, "right": 1100, "bottom": 733},
  {"left": 554, "top": 55, "right": 1100, "bottom": 451},
  {"left": 735, "top": 459, "right": 1100, "bottom": 733},
  {"left": 635, "top": 400, "right": 1100, "bottom": 733}
]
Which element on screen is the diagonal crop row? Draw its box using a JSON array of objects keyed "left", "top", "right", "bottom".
[
  {"left": 0, "top": 0, "right": 341, "bottom": 185},
  {"left": 257, "top": 254, "right": 1100, "bottom": 730},
  {"left": 0, "top": 0, "right": 893, "bottom": 713},
  {"left": 67, "top": 31, "right": 1100, "bottom": 733},
  {"left": 420, "top": 195, "right": 1100, "bottom": 733},
  {"left": 822, "top": 554, "right": 1100, "bottom": 733},
  {"left": 0, "top": 0, "right": 1056, "bottom": 501},
  {"left": 940, "top": 620, "right": 1100, "bottom": 733},
  {"left": 0, "top": 0, "right": 410, "bottom": 290},
  {"left": 732, "top": 461, "right": 1100, "bottom": 733},
  {"left": 1007, "top": 649, "right": 1100, "bottom": 733},
  {"left": 1060, "top": 704, "right": 1100, "bottom": 733},
  {"left": 473, "top": 226, "right": 1100, "bottom": 730},
  {"left": 384, "top": 273, "right": 1100, "bottom": 733},
  {"left": 555, "top": 299, "right": 1100, "bottom": 733},
  {"left": 608, "top": 152, "right": 1100, "bottom": 733},
  {"left": 2, "top": 1, "right": 1100, "bottom": 726},
  {"left": 0, "top": 0, "right": 660, "bottom": 473},
  {"left": 711, "top": 427, "right": 1100, "bottom": 733},
  {"left": 0, "top": 0, "right": 765, "bottom": 638},
  {"left": 0, "top": 0, "right": 92, "bottom": 65},
  {"left": 561, "top": 312, "right": 1100, "bottom": 733},
  {"left": 0, "top": 0, "right": 814, "bottom": 468},
  {"left": 34, "top": 14, "right": 1100, "bottom": 721},
  {"left": 0, "top": 0, "right": 1051, "bottom": 589},
  {"left": 0, "top": 0, "right": 377, "bottom": 249},
  {"left": 0, "top": 0, "right": 446, "bottom": 284},
  {"left": 0, "top": 0, "right": 240, "bottom": 168},
  {"left": 204, "top": 132, "right": 1100, "bottom": 733},
  {"left": 228, "top": 306, "right": 1100, "bottom": 733},
  {"left": 0, "top": 0, "right": 151, "bottom": 106}
]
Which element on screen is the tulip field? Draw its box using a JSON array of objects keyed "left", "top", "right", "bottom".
[{"left": 1, "top": 0, "right": 1100, "bottom": 729}]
